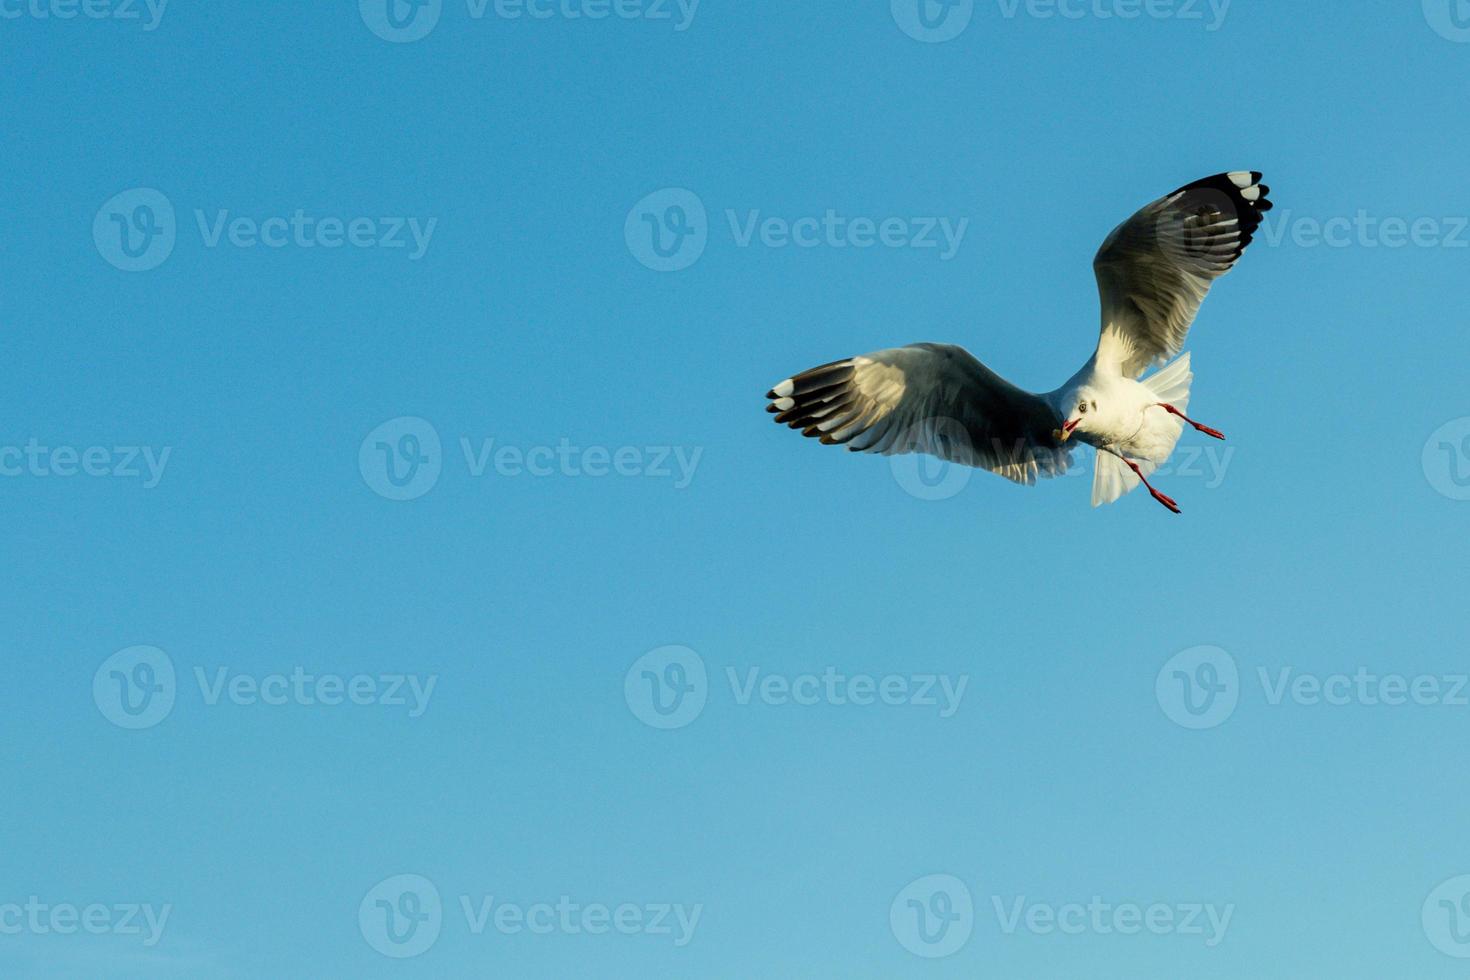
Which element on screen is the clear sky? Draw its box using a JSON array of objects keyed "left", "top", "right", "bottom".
[{"left": 5, "top": 2, "right": 1470, "bottom": 977}]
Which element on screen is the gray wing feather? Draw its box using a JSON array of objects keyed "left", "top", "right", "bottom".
[
  {"left": 1094, "top": 171, "right": 1273, "bottom": 378},
  {"left": 765, "top": 343, "right": 1070, "bottom": 485}
]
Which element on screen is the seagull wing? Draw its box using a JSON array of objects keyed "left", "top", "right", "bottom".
[
  {"left": 765, "top": 343, "right": 1071, "bottom": 485},
  {"left": 1093, "top": 171, "right": 1273, "bottom": 378}
]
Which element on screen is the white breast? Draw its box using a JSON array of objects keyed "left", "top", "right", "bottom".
[
  {"left": 1098, "top": 378, "right": 1186, "bottom": 465},
  {"left": 1117, "top": 404, "right": 1186, "bottom": 464}
]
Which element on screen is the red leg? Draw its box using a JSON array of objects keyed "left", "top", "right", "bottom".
[
  {"left": 1159, "top": 403, "right": 1225, "bottom": 440},
  {"left": 1108, "top": 449, "right": 1180, "bottom": 514}
]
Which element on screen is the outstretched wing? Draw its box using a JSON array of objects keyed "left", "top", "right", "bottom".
[
  {"left": 1094, "top": 171, "right": 1273, "bottom": 378},
  {"left": 764, "top": 343, "right": 1071, "bottom": 485}
]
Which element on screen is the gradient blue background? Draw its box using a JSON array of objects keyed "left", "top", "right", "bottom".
[{"left": 5, "top": 1, "right": 1470, "bottom": 976}]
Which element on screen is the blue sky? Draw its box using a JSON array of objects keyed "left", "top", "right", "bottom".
[{"left": 5, "top": 1, "right": 1470, "bottom": 977}]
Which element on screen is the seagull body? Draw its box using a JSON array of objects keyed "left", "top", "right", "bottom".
[{"left": 764, "top": 171, "right": 1273, "bottom": 513}]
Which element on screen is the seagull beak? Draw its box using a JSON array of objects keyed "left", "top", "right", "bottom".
[{"left": 1054, "top": 418, "right": 1080, "bottom": 443}]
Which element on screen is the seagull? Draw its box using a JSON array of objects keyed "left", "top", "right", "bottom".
[{"left": 763, "top": 171, "right": 1273, "bottom": 514}]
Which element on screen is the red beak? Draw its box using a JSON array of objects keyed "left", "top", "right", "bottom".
[{"left": 1054, "top": 418, "right": 1080, "bottom": 442}]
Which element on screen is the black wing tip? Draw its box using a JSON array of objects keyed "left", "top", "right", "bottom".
[
  {"left": 763, "top": 358, "right": 858, "bottom": 429},
  {"left": 762, "top": 356, "right": 877, "bottom": 451},
  {"left": 1171, "top": 170, "right": 1274, "bottom": 256},
  {"left": 1184, "top": 170, "right": 1274, "bottom": 207},
  {"left": 1246, "top": 171, "right": 1275, "bottom": 212}
]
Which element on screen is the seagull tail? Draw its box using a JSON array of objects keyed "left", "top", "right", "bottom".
[
  {"left": 1092, "top": 449, "right": 1141, "bottom": 507},
  {"left": 1141, "top": 351, "right": 1192, "bottom": 413},
  {"left": 1091, "top": 353, "right": 1194, "bottom": 507}
]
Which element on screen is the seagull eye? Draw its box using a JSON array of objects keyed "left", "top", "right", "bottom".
[{"left": 1077, "top": 403, "right": 1088, "bottom": 414}]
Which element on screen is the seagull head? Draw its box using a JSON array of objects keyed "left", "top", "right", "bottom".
[{"left": 1054, "top": 387, "right": 1101, "bottom": 444}]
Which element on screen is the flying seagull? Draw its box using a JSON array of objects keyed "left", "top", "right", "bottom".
[{"left": 763, "top": 171, "right": 1273, "bottom": 513}]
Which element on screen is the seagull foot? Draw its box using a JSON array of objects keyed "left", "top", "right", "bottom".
[
  {"left": 1159, "top": 403, "right": 1225, "bottom": 441},
  {"left": 1112, "top": 449, "right": 1182, "bottom": 515},
  {"left": 1148, "top": 487, "right": 1181, "bottom": 515}
]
